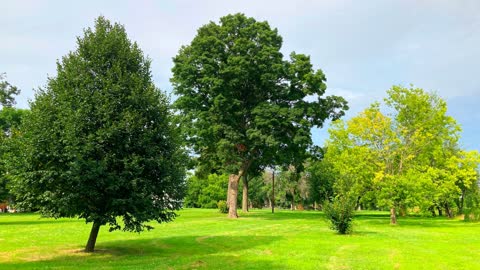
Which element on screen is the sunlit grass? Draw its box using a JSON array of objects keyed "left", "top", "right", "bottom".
[{"left": 0, "top": 209, "right": 479, "bottom": 269}]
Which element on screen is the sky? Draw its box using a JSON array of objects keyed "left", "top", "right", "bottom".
[{"left": 2, "top": 0, "right": 479, "bottom": 152}]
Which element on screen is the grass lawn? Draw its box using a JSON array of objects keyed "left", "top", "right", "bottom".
[{"left": 1, "top": 209, "right": 479, "bottom": 269}]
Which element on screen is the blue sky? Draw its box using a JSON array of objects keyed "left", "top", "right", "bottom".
[{"left": 2, "top": 0, "right": 479, "bottom": 152}]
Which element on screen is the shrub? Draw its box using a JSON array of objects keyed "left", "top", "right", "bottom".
[
  {"left": 217, "top": 200, "right": 228, "bottom": 213},
  {"left": 324, "top": 196, "right": 355, "bottom": 234}
]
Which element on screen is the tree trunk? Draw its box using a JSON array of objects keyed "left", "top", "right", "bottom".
[
  {"left": 445, "top": 203, "right": 453, "bottom": 218},
  {"left": 226, "top": 179, "right": 232, "bottom": 206},
  {"left": 390, "top": 207, "right": 397, "bottom": 225},
  {"left": 85, "top": 221, "right": 101, "bottom": 252},
  {"left": 437, "top": 206, "right": 443, "bottom": 216},
  {"left": 228, "top": 174, "right": 239, "bottom": 218},
  {"left": 290, "top": 189, "right": 295, "bottom": 211},
  {"left": 459, "top": 189, "right": 466, "bottom": 214},
  {"left": 271, "top": 169, "right": 275, "bottom": 214},
  {"left": 242, "top": 174, "right": 249, "bottom": 213}
]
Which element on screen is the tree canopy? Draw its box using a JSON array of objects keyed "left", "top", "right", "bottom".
[
  {"left": 0, "top": 73, "right": 21, "bottom": 108},
  {"left": 324, "top": 85, "right": 479, "bottom": 224},
  {"left": 171, "top": 13, "right": 348, "bottom": 217},
  {"left": 11, "top": 17, "right": 186, "bottom": 252}
]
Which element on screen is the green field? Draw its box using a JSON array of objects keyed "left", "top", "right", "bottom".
[{"left": 1, "top": 209, "right": 479, "bottom": 269}]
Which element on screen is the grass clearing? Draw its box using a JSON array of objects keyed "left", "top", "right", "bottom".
[{"left": 1, "top": 209, "right": 479, "bottom": 269}]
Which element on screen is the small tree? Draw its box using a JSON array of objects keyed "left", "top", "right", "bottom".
[
  {"left": 12, "top": 17, "right": 185, "bottom": 252},
  {"left": 324, "top": 195, "right": 355, "bottom": 234}
]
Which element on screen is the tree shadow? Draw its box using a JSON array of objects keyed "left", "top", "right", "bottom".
[
  {"left": 244, "top": 210, "right": 324, "bottom": 221},
  {"left": 1, "top": 235, "right": 285, "bottom": 269},
  {"left": 0, "top": 219, "right": 79, "bottom": 226},
  {"left": 355, "top": 213, "right": 467, "bottom": 228}
]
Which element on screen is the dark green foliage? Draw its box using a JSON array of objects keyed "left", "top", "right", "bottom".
[
  {"left": 172, "top": 13, "right": 347, "bottom": 217},
  {"left": 11, "top": 17, "right": 185, "bottom": 236},
  {"left": 171, "top": 12, "right": 348, "bottom": 180},
  {"left": 0, "top": 73, "right": 20, "bottom": 108},
  {"left": 0, "top": 103, "right": 29, "bottom": 202},
  {"left": 217, "top": 200, "right": 228, "bottom": 213},
  {"left": 324, "top": 196, "right": 356, "bottom": 234},
  {"left": 305, "top": 159, "right": 335, "bottom": 206},
  {"left": 184, "top": 174, "right": 228, "bottom": 208},
  {"left": 247, "top": 175, "right": 269, "bottom": 208}
]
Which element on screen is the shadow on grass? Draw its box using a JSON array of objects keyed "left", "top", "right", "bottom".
[
  {"left": 355, "top": 213, "right": 465, "bottom": 228},
  {"left": 244, "top": 210, "right": 324, "bottom": 221},
  {"left": 1, "top": 235, "right": 285, "bottom": 270},
  {"left": 245, "top": 210, "right": 468, "bottom": 229},
  {"left": 0, "top": 219, "right": 80, "bottom": 226}
]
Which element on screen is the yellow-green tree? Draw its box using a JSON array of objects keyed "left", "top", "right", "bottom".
[{"left": 325, "top": 85, "right": 477, "bottom": 224}]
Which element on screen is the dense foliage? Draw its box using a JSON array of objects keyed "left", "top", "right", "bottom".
[
  {"left": 10, "top": 17, "right": 186, "bottom": 252},
  {"left": 324, "top": 86, "right": 480, "bottom": 224},
  {"left": 0, "top": 107, "right": 29, "bottom": 202},
  {"left": 0, "top": 75, "right": 29, "bottom": 203},
  {"left": 184, "top": 174, "right": 229, "bottom": 208},
  {"left": 0, "top": 73, "right": 20, "bottom": 108},
  {"left": 324, "top": 196, "right": 356, "bottom": 234},
  {"left": 172, "top": 13, "right": 347, "bottom": 217}
]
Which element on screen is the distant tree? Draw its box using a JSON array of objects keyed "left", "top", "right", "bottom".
[
  {"left": 0, "top": 73, "right": 20, "bottom": 108},
  {"left": 247, "top": 174, "right": 269, "bottom": 208},
  {"left": 11, "top": 17, "right": 186, "bottom": 252},
  {"left": 0, "top": 76, "right": 28, "bottom": 203},
  {"left": 0, "top": 108, "right": 29, "bottom": 202},
  {"left": 172, "top": 13, "right": 347, "bottom": 218},
  {"left": 305, "top": 158, "right": 336, "bottom": 209},
  {"left": 184, "top": 173, "right": 229, "bottom": 208}
]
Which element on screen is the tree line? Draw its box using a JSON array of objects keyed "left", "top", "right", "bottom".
[{"left": 183, "top": 85, "right": 480, "bottom": 227}]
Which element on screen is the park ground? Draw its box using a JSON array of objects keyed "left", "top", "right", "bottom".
[{"left": 0, "top": 209, "right": 479, "bottom": 269}]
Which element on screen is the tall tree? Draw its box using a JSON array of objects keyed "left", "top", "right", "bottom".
[
  {"left": 11, "top": 17, "right": 185, "bottom": 252},
  {"left": 171, "top": 13, "right": 347, "bottom": 218}
]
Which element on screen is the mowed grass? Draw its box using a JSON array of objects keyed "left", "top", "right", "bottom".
[{"left": 1, "top": 209, "right": 479, "bottom": 270}]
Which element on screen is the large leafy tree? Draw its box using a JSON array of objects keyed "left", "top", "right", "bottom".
[
  {"left": 172, "top": 13, "right": 347, "bottom": 218},
  {"left": 11, "top": 17, "right": 185, "bottom": 252},
  {"left": 325, "top": 86, "right": 476, "bottom": 224}
]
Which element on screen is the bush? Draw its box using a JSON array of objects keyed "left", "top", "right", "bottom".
[
  {"left": 217, "top": 200, "right": 228, "bottom": 213},
  {"left": 324, "top": 196, "right": 355, "bottom": 234}
]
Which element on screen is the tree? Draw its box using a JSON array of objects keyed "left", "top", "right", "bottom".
[
  {"left": 305, "top": 158, "right": 336, "bottom": 209},
  {"left": 172, "top": 13, "right": 347, "bottom": 218},
  {"left": 0, "top": 107, "right": 29, "bottom": 202},
  {"left": 11, "top": 17, "right": 186, "bottom": 252},
  {"left": 324, "top": 195, "right": 356, "bottom": 234},
  {"left": 184, "top": 173, "right": 229, "bottom": 208},
  {"left": 0, "top": 73, "right": 20, "bottom": 108},
  {"left": 0, "top": 75, "right": 28, "bottom": 203},
  {"left": 325, "top": 86, "right": 474, "bottom": 224}
]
